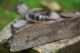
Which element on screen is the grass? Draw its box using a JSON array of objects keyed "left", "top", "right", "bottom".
[
  {"left": 55, "top": 0, "right": 80, "bottom": 11},
  {"left": 0, "top": 0, "right": 80, "bottom": 30},
  {"left": 0, "top": 0, "right": 19, "bottom": 30},
  {"left": 0, "top": 8, "right": 19, "bottom": 30}
]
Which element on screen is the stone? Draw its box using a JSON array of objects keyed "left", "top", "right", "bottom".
[
  {"left": 13, "top": 19, "right": 28, "bottom": 28},
  {"left": 50, "top": 12, "right": 61, "bottom": 20},
  {"left": 48, "top": 2, "right": 61, "bottom": 12},
  {"left": 17, "top": 4, "right": 28, "bottom": 16}
]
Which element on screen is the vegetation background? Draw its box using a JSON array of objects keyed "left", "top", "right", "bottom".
[{"left": 0, "top": 0, "right": 80, "bottom": 30}]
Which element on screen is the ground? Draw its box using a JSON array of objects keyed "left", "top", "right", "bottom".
[{"left": 0, "top": 0, "right": 80, "bottom": 30}]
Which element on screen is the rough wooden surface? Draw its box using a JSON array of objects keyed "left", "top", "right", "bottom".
[
  {"left": 0, "top": 15, "right": 80, "bottom": 53},
  {"left": 9, "top": 16, "right": 80, "bottom": 52}
]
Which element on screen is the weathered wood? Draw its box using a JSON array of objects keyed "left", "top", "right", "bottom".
[{"left": 9, "top": 16, "right": 80, "bottom": 52}]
